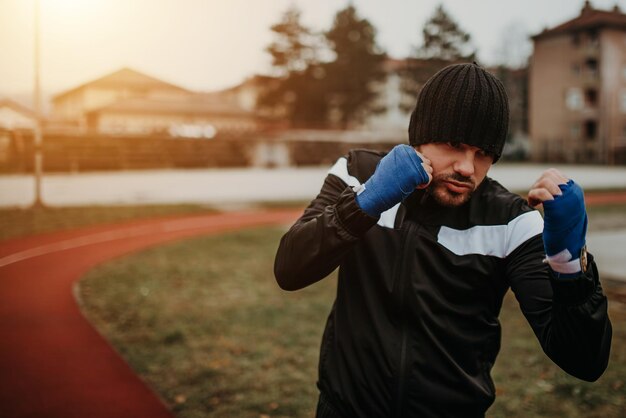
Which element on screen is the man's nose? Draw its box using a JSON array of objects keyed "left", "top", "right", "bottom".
[{"left": 453, "top": 151, "right": 475, "bottom": 178}]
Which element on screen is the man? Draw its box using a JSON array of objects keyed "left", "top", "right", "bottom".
[{"left": 274, "top": 63, "right": 612, "bottom": 418}]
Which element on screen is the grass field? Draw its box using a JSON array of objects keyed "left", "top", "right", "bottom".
[
  {"left": 0, "top": 204, "right": 215, "bottom": 242},
  {"left": 76, "top": 227, "right": 626, "bottom": 418}
]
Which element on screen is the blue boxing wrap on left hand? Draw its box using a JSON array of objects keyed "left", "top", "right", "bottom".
[
  {"left": 355, "top": 144, "right": 430, "bottom": 218},
  {"left": 542, "top": 180, "right": 588, "bottom": 278}
]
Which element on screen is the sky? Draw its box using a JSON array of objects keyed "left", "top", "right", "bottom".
[{"left": 1, "top": 0, "right": 625, "bottom": 104}]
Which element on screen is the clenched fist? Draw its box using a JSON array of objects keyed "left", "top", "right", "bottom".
[{"left": 528, "top": 169, "right": 588, "bottom": 278}]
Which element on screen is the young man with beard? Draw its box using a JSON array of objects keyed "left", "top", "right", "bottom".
[{"left": 274, "top": 63, "right": 612, "bottom": 418}]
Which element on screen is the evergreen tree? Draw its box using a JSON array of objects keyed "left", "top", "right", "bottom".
[
  {"left": 324, "top": 5, "right": 387, "bottom": 129},
  {"left": 401, "top": 4, "right": 476, "bottom": 111},
  {"left": 265, "top": 6, "right": 320, "bottom": 76},
  {"left": 416, "top": 4, "right": 476, "bottom": 61},
  {"left": 257, "top": 5, "right": 328, "bottom": 127}
]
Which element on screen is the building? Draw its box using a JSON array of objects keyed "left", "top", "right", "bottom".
[
  {"left": 0, "top": 99, "right": 38, "bottom": 131},
  {"left": 52, "top": 68, "right": 191, "bottom": 129},
  {"left": 85, "top": 96, "right": 257, "bottom": 137},
  {"left": 530, "top": 1, "right": 626, "bottom": 164},
  {"left": 51, "top": 68, "right": 263, "bottom": 137}
]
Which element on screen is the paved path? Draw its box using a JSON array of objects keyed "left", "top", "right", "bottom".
[
  {"left": 0, "top": 209, "right": 301, "bottom": 418},
  {"left": 3, "top": 164, "right": 626, "bottom": 207}
]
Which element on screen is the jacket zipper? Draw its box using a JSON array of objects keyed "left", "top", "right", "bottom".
[{"left": 392, "top": 221, "right": 416, "bottom": 418}]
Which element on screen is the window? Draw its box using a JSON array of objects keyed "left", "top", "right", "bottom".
[
  {"left": 585, "top": 89, "right": 598, "bottom": 107},
  {"left": 587, "top": 29, "right": 599, "bottom": 47},
  {"left": 584, "top": 120, "right": 597, "bottom": 140},
  {"left": 585, "top": 58, "right": 598, "bottom": 78},
  {"left": 566, "top": 88, "right": 584, "bottom": 110},
  {"left": 621, "top": 90, "right": 626, "bottom": 113}
]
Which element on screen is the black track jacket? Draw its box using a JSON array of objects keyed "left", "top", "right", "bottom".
[{"left": 274, "top": 149, "right": 612, "bottom": 418}]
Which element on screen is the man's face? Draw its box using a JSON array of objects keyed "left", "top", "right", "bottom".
[{"left": 415, "top": 142, "right": 494, "bottom": 207}]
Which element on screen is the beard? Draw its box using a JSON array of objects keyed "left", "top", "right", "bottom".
[{"left": 426, "top": 172, "right": 476, "bottom": 207}]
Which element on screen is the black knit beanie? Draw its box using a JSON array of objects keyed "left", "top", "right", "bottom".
[{"left": 408, "top": 62, "right": 509, "bottom": 162}]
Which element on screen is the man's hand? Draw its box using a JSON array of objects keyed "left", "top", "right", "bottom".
[
  {"left": 355, "top": 144, "right": 433, "bottom": 217},
  {"left": 528, "top": 169, "right": 588, "bottom": 278}
]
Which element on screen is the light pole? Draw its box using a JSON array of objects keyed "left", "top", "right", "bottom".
[{"left": 32, "top": 0, "right": 45, "bottom": 208}]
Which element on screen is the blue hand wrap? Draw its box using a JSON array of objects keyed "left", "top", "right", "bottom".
[
  {"left": 542, "top": 180, "right": 588, "bottom": 278},
  {"left": 355, "top": 144, "right": 430, "bottom": 217}
]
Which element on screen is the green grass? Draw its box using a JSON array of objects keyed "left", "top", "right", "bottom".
[
  {"left": 490, "top": 289, "right": 625, "bottom": 418},
  {"left": 78, "top": 228, "right": 329, "bottom": 418},
  {"left": 78, "top": 227, "right": 626, "bottom": 418},
  {"left": 0, "top": 204, "right": 216, "bottom": 242}
]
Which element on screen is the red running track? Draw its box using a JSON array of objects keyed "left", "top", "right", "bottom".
[{"left": 0, "top": 209, "right": 301, "bottom": 418}]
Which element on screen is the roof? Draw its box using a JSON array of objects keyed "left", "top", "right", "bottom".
[
  {"left": 207, "top": 74, "right": 279, "bottom": 96},
  {"left": 52, "top": 67, "right": 190, "bottom": 102},
  {"left": 0, "top": 98, "right": 37, "bottom": 118},
  {"left": 86, "top": 96, "right": 255, "bottom": 118},
  {"left": 532, "top": 1, "right": 626, "bottom": 40}
]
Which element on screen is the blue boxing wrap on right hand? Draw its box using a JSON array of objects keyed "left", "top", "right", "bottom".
[
  {"left": 542, "top": 180, "right": 588, "bottom": 278},
  {"left": 355, "top": 144, "right": 430, "bottom": 217}
]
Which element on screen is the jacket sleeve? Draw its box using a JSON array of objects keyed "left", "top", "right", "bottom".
[
  {"left": 274, "top": 171, "right": 378, "bottom": 291},
  {"left": 506, "top": 233, "right": 612, "bottom": 381}
]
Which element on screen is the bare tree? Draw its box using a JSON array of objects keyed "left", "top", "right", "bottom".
[{"left": 493, "top": 21, "right": 532, "bottom": 69}]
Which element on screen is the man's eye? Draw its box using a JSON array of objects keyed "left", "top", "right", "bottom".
[
  {"left": 478, "top": 150, "right": 494, "bottom": 159},
  {"left": 447, "top": 142, "right": 461, "bottom": 149}
]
